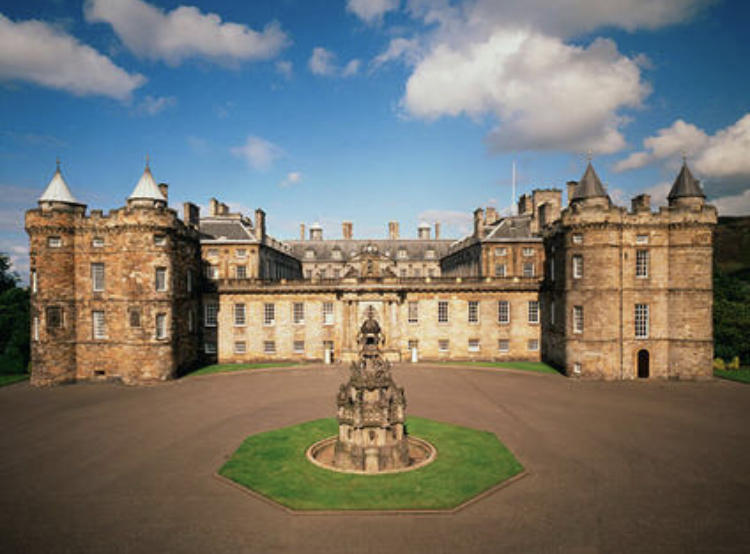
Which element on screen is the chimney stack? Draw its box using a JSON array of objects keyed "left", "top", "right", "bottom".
[
  {"left": 158, "top": 183, "right": 168, "bottom": 201},
  {"left": 473, "top": 208, "right": 485, "bottom": 237},
  {"left": 209, "top": 198, "right": 219, "bottom": 216},
  {"left": 254, "top": 209, "right": 266, "bottom": 241},
  {"left": 418, "top": 223, "right": 431, "bottom": 240},
  {"left": 342, "top": 221, "right": 353, "bottom": 240},
  {"left": 631, "top": 194, "right": 651, "bottom": 213},
  {"left": 183, "top": 202, "right": 200, "bottom": 228},
  {"left": 434, "top": 222, "right": 441, "bottom": 240},
  {"left": 299, "top": 223, "right": 306, "bottom": 241},
  {"left": 485, "top": 206, "right": 498, "bottom": 225},
  {"left": 566, "top": 181, "right": 578, "bottom": 205},
  {"left": 388, "top": 221, "right": 399, "bottom": 240},
  {"left": 310, "top": 223, "right": 323, "bottom": 241}
]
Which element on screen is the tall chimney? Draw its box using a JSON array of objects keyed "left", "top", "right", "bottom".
[
  {"left": 566, "top": 181, "right": 578, "bottom": 205},
  {"left": 209, "top": 198, "right": 219, "bottom": 216},
  {"left": 388, "top": 221, "right": 399, "bottom": 240},
  {"left": 299, "top": 223, "right": 306, "bottom": 241},
  {"left": 254, "top": 209, "right": 266, "bottom": 241},
  {"left": 183, "top": 202, "right": 200, "bottom": 227},
  {"left": 342, "top": 221, "right": 353, "bottom": 240},
  {"left": 418, "top": 223, "right": 431, "bottom": 240},
  {"left": 158, "top": 183, "right": 168, "bottom": 201},
  {"left": 473, "top": 208, "right": 485, "bottom": 237},
  {"left": 434, "top": 222, "right": 441, "bottom": 240}
]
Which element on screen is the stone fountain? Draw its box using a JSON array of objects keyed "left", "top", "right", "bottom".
[{"left": 307, "top": 308, "right": 435, "bottom": 474}]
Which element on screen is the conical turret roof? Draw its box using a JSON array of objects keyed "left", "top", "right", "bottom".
[
  {"left": 128, "top": 163, "right": 165, "bottom": 201},
  {"left": 39, "top": 163, "right": 80, "bottom": 204},
  {"left": 571, "top": 162, "right": 608, "bottom": 201},
  {"left": 668, "top": 161, "right": 705, "bottom": 200}
]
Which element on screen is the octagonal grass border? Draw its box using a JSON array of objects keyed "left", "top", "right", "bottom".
[{"left": 217, "top": 417, "right": 525, "bottom": 513}]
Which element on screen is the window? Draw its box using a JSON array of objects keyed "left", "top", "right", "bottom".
[
  {"left": 438, "top": 301, "right": 449, "bottom": 323},
  {"left": 495, "top": 247, "right": 507, "bottom": 256},
  {"left": 572, "top": 255, "right": 583, "bottom": 279},
  {"left": 438, "top": 339, "right": 449, "bottom": 352},
  {"left": 293, "top": 340, "right": 305, "bottom": 353},
  {"left": 204, "top": 303, "right": 218, "bottom": 327},
  {"left": 129, "top": 309, "right": 141, "bottom": 328},
  {"left": 188, "top": 309, "right": 195, "bottom": 332},
  {"left": 235, "top": 265, "right": 247, "bottom": 279},
  {"left": 636, "top": 234, "right": 649, "bottom": 245},
  {"left": 523, "top": 262, "right": 535, "bottom": 278},
  {"left": 408, "top": 301, "right": 419, "bottom": 324},
  {"left": 495, "top": 264, "right": 506, "bottom": 277},
  {"left": 92, "top": 237, "right": 104, "bottom": 248},
  {"left": 48, "top": 236, "right": 61, "bottom": 248},
  {"left": 498, "top": 339, "right": 509, "bottom": 352},
  {"left": 522, "top": 247, "right": 534, "bottom": 257},
  {"left": 468, "top": 301, "right": 479, "bottom": 323},
  {"left": 31, "top": 270, "right": 37, "bottom": 293},
  {"left": 332, "top": 249, "right": 343, "bottom": 260},
  {"left": 204, "top": 343, "right": 217, "bottom": 354},
  {"left": 207, "top": 248, "right": 219, "bottom": 257},
  {"left": 425, "top": 249, "right": 435, "bottom": 259},
  {"left": 92, "top": 310, "right": 106, "bottom": 339},
  {"left": 91, "top": 263, "right": 105, "bottom": 292},
  {"left": 498, "top": 301, "right": 510, "bottom": 324},
  {"left": 33, "top": 316, "right": 39, "bottom": 341},
  {"left": 573, "top": 306, "right": 584, "bottom": 334},
  {"left": 528, "top": 301, "right": 539, "bottom": 324},
  {"left": 635, "top": 304, "right": 649, "bottom": 338},
  {"left": 636, "top": 250, "right": 649, "bottom": 278},
  {"left": 408, "top": 339, "right": 418, "bottom": 351},
  {"left": 264, "top": 303, "right": 275, "bottom": 326},
  {"left": 468, "top": 339, "right": 480, "bottom": 352},
  {"left": 264, "top": 341, "right": 276, "bottom": 354},
  {"left": 234, "top": 303, "right": 246, "bottom": 326},
  {"left": 305, "top": 249, "right": 315, "bottom": 259},
  {"left": 550, "top": 301, "right": 556, "bottom": 325},
  {"left": 46, "top": 306, "right": 62, "bottom": 329},
  {"left": 528, "top": 339, "right": 539, "bottom": 351},
  {"left": 573, "top": 362, "right": 582, "bottom": 375},
  {"left": 154, "top": 235, "right": 166, "bottom": 246},
  {"left": 323, "top": 340, "right": 334, "bottom": 353},
  {"left": 322, "top": 302, "right": 334, "bottom": 325},
  {"left": 187, "top": 270, "right": 193, "bottom": 292},
  {"left": 235, "top": 248, "right": 247, "bottom": 258},
  {"left": 205, "top": 265, "right": 218, "bottom": 280},
  {"left": 305, "top": 269, "right": 312, "bottom": 279},
  {"left": 398, "top": 249, "right": 408, "bottom": 260},
  {"left": 572, "top": 233, "right": 583, "bottom": 244},
  {"left": 234, "top": 341, "right": 246, "bottom": 354},
  {"left": 155, "top": 313, "right": 167, "bottom": 339},
  {"left": 293, "top": 302, "right": 305, "bottom": 324},
  {"left": 155, "top": 267, "right": 167, "bottom": 291},
  {"left": 333, "top": 268, "right": 341, "bottom": 279}
]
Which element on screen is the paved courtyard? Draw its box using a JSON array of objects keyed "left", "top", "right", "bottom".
[{"left": 1, "top": 364, "right": 749, "bottom": 553}]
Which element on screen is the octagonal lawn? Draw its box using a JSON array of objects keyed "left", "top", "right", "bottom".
[{"left": 1, "top": 363, "right": 749, "bottom": 553}]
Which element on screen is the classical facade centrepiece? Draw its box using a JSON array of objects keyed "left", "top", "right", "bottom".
[{"left": 25, "top": 160, "right": 716, "bottom": 384}]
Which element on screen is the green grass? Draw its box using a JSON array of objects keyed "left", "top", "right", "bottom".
[
  {"left": 714, "top": 369, "right": 750, "bottom": 384},
  {"left": 219, "top": 417, "right": 523, "bottom": 511},
  {"left": 186, "top": 362, "right": 300, "bottom": 377},
  {"left": 0, "top": 374, "right": 29, "bottom": 387},
  {"left": 436, "top": 360, "right": 561, "bottom": 375}
]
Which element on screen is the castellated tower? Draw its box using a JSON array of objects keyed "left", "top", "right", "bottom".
[
  {"left": 26, "top": 163, "right": 202, "bottom": 385},
  {"left": 542, "top": 161, "right": 716, "bottom": 380}
]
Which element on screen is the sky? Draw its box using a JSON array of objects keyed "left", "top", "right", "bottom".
[{"left": 1, "top": 0, "right": 749, "bottom": 279}]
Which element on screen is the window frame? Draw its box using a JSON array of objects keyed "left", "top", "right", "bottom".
[
  {"left": 322, "top": 302, "right": 334, "bottom": 325},
  {"left": 498, "top": 300, "right": 510, "bottom": 324},
  {"left": 636, "top": 249, "right": 649, "bottom": 278},
  {"left": 155, "top": 313, "right": 167, "bottom": 340},
  {"left": 204, "top": 303, "right": 218, "bottom": 327},
  {"left": 91, "top": 262, "right": 105, "bottom": 292},
  {"left": 528, "top": 300, "right": 540, "bottom": 324},
  {"left": 155, "top": 267, "right": 168, "bottom": 292},
  {"left": 263, "top": 303, "right": 275, "bottom": 326},
  {"left": 437, "top": 300, "right": 449, "bottom": 324},
  {"left": 573, "top": 305, "right": 584, "bottom": 334},
  {"left": 468, "top": 300, "right": 479, "bottom": 324},
  {"left": 293, "top": 302, "right": 305, "bottom": 325},
  {"left": 635, "top": 303, "right": 649, "bottom": 338},
  {"left": 92, "top": 310, "right": 106, "bottom": 339},
  {"left": 407, "top": 301, "right": 419, "bottom": 324},
  {"left": 234, "top": 303, "right": 246, "bottom": 327},
  {"left": 572, "top": 254, "right": 583, "bottom": 279}
]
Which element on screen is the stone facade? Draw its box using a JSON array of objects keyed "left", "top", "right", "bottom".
[{"left": 26, "top": 160, "right": 716, "bottom": 384}]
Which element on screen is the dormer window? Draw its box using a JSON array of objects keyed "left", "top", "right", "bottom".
[
  {"left": 397, "top": 249, "right": 408, "bottom": 260},
  {"left": 305, "top": 249, "right": 315, "bottom": 259},
  {"left": 425, "top": 249, "right": 435, "bottom": 259},
  {"left": 92, "top": 237, "right": 104, "bottom": 248},
  {"left": 332, "top": 249, "right": 342, "bottom": 260}
]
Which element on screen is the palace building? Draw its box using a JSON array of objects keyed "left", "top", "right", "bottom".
[{"left": 25, "top": 160, "right": 716, "bottom": 385}]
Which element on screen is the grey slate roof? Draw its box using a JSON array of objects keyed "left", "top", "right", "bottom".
[
  {"left": 286, "top": 239, "right": 452, "bottom": 262},
  {"left": 39, "top": 166, "right": 81, "bottom": 204},
  {"left": 483, "top": 215, "right": 535, "bottom": 240},
  {"left": 128, "top": 166, "right": 166, "bottom": 201},
  {"left": 571, "top": 162, "right": 608, "bottom": 201},
  {"left": 200, "top": 218, "right": 256, "bottom": 241},
  {"left": 668, "top": 162, "right": 705, "bottom": 199}
]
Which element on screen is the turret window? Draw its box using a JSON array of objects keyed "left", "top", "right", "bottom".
[
  {"left": 92, "top": 237, "right": 104, "bottom": 248},
  {"left": 92, "top": 310, "right": 106, "bottom": 339},
  {"left": 91, "top": 263, "right": 105, "bottom": 292},
  {"left": 573, "top": 306, "right": 584, "bottom": 334},
  {"left": 155, "top": 313, "right": 167, "bottom": 339},
  {"left": 155, "top": 267, "right": 167, "bottom": 291},
  {"left": 46, "top": 306, "right": 62, "bottom": 329},
  {"left": 636, "top": 250, "right": 649, "bottom": 278},
  {"left": 572, "top": 255, "right": 583, "bottom": 279},
  {"left": 48, "top": 237, "right": 62, "bottom": 248}
]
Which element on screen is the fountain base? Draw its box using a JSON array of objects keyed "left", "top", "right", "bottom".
[{"left": 307, "top": 435, "right": 436, "bottom": 475}]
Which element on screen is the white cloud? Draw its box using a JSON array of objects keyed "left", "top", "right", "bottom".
[
  {"left": 135, "top": 95, "right": 176, "bottom": 116},
  {"left": 308, "top": 47, "right": 360, "bottom": 78},
  {"left": 614, "top": 119, "right": 708, "bottom": 171},
  {"left": 275, "top": 60, "right": 293, "bottom": 79},
  {"left": 372, "top": 37, "right": 421, "bottom": 68},
  {"left": 230, "top": 135, "right": 284, "bottom": 171},
  {"left": 417, "top": 209, "right": 473, "bottom": 234},
  {"left": 0, "top": 13, "right": 144, "bottom": 100},
  {"left": 347, "top": 0, "right": 400, "bottom": 24},
  {"left": 84, "top": 0, "right": 289, "bottom": 66},
  {"left": 614, "top": 114, "right": 750, "bottom": 197},
  {"left": 403, "top": 31, "right": 648, "bottom": 154},
  {"left": 279, "top": 171, "right": 302, "bottom": 188},
  {"left": 712, "top": 189, "right": 750, "bottom": 216}
]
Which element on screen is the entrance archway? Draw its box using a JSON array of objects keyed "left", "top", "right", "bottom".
[{"left": 637, "top": 349, "right": 650, "bottom": 379}]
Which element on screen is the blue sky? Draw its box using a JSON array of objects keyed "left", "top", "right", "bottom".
[{"left": 1, "top": 0, "right": 749, "bottom": 278}]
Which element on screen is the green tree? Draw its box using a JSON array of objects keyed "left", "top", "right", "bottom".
[
  {"left": 0, "top": 253, "right": 29, "bottom": 374},
  {"left": 713, "top": 269, "right": 750, "bottom": 364}
]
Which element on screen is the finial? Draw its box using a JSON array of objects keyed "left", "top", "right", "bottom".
[
  {"left": 586, "top": 148, "right": 593, "bottom": 163},
  {"left": 145, "top": 153, "right": 150, "bottom": 169},
  {"left": 55, "top": 157, "right": 60, "bottom": 171},
  {"left": 681, "top": 149, "right": 687, "bottom": 165}
]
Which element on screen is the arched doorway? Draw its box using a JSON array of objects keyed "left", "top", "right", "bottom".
[{"left": 637, "top": 349, "right": 650, "bottom": 379}]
